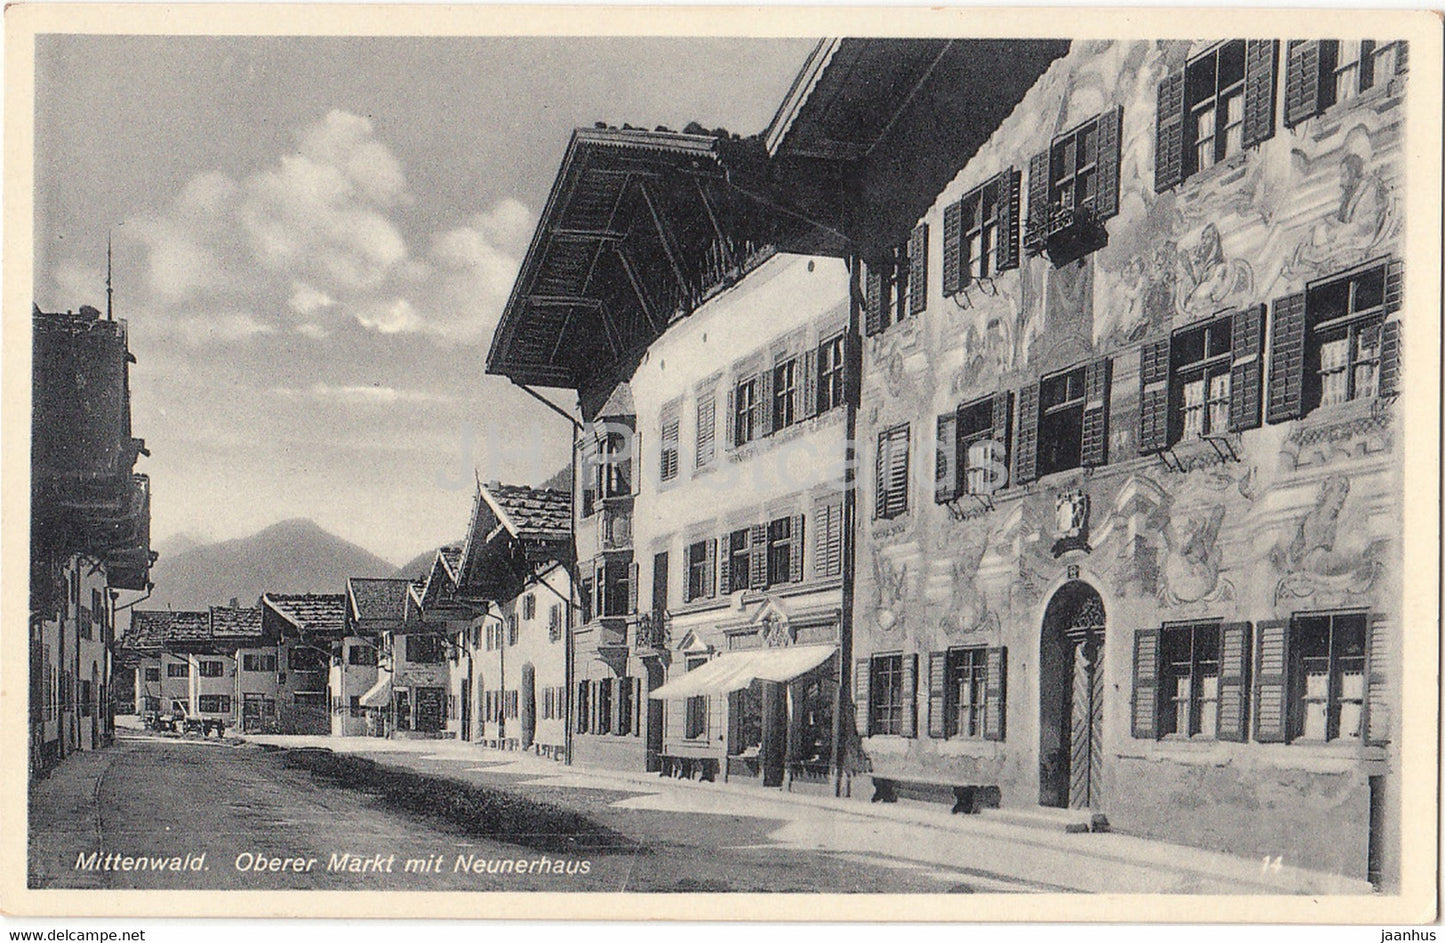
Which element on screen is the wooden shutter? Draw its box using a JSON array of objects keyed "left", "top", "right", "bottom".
[
  {"left": 1395, "top": 39, "right": 1409, "bottom": 74},
  {"left": 626, "top": 561, "right": 639, "bottom": 615},
  {"left": 612, "top": 677, "right": 625, "bottom": 734},
  {"left": 815, "top": 501, "right": 843, "bottom": 579},
  {"left": 801, "top": 347, "right": 820, "bottom": 420},
  {"left": 854, "top": 658, "right": 871, "bottom": 736},
  {"left": 1242, "top": 40, "right": 1279, "bottom": 149},
  {"left": 789, "top": 514, "right": 806, "bottom": 583},
  {"left": 900, "top": 653, "right": 919, "bottom": 738},
  {"left": 875, "top": 431, "right": 889, "bottom": 518},
  {"left": 629, "top": 431, "right": 641, "bottom": 495},
  {"left": 865, "top": 265, "right": 886, "bottom": 335},
  {"left": 1138, "top": 336, "right": 1172, "bottom": 454},
  {"left": 1284, "top": 40, "right": 1325, "bottom": 128},
  {"left": 703, "top": 538, "right": 717, "bottom": 598},
  {"left": 1253, "top": 619, "right": 1291, "bottom": 743},
  {"left": 1229, "top": 304, "right": 1267, "bottom": 432},
  {"left": 941, "top": 201, "right": 963, "bottom": 296},
  {"left": 927, "top": 652, "right": 948, "bottom": 739},
  {"left": 1024, "top": 149, "right": 1050, "bottom": 250},
  {"left": 1155, "top": 68, "right": 1186, "bottom": 193},
  {"left": 984, "top": 647, "right": 1008, "bottom": 741},
  {"left": 717, "top": 531, "right": 733, "bottom": 595},
  {"left": 1131, "top": 628, "right": 1162, "bottom": 739},
  {"left": 1095, "top": 106, "right": 1123, "bottom": 221},
  {"left": 887, "top": 427, "right": 910, "bottom": 517},
  {"left": 843, "top": 330, "right": 861, "bottom": 408},
  {"left": 696, "top": 394, "right": 716, "bottom": 466},
  {"left": 724, "top": 385, "right": 736, "bottom": 450},
  {"left": 1384, "top": 257, "right": 1404, "bottom": 313},
  {"left": 1080, "top": 357, "right": 1113, "bottom": 467},
  {"left": 757, "top": 366, "right": 775, "bottom": 438},
  {"left": 908, "top": 223, "right": 929, "bottom": 314},
  {"left": 935, "top": 411, "right": 960, "bottom": 503},
  {"left": 988, "top": 392, "right": 1013, "bottom": 482},
  {"left": 1379, "top": 319, "right": 1402, "bottom": 399},
  {"left": 748, "top": 523, "right": 768, "bottom": 589},
  {"left": 1364, "top": 613, "right": 1391, "bottom": 746},
  {"left": 589, "top": 679, "right": 600, "bottom": 733},
  {"left": 1266, "top": 292, "right": 1308, "bottom": 423},
  {"left": 1216, "top": 622, "right": 1252, "bottom": 742},
  {"left": 593, "top": 560, "right": 605, "bottom": 617},
  {"left": 1013, "top": 381, "right": 1041, "bottom": 485},
  {"left": 995, "top": 169, "right": 1023, "bottom": 272}
]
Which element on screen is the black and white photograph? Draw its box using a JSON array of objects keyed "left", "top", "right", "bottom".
[{"left": 6, "top": 4, "right": 1440, "bottom": 924}]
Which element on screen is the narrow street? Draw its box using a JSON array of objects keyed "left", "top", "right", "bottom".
[{"left": 29, "top": 731, "right": 1371, "bottom": 895}]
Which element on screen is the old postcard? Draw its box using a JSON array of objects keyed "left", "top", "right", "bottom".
[{"left": 3, "top": 3, "right": 1440, "bottom": 923}]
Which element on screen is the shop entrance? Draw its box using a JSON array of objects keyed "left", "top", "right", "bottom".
[{"left": 1038, "top": 580, "right": 1106, "bottom": 809}]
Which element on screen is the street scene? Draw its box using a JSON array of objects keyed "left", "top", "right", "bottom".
[{"left": 25, "top": 23, "right": 1427, "bottom": 907}]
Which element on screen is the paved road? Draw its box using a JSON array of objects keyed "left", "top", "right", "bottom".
[{"left": 29, "top": 730, "right": 1370, "bottom": 895}]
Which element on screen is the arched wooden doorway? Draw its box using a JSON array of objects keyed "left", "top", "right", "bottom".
[{"left": 1038, "top": 580, "right": 1106, "bottom": 809}]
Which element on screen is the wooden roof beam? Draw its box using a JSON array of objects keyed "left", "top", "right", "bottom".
[
  {"left": 636, "top": 180, "right": 692, "bottom": 302},
  {"left": 613, "top": 244, "right": 664, "bottom": 333}
]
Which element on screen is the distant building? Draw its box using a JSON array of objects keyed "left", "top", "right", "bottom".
[
  {"left": 335, "top": 578, "right": 410, "bottom": 736},
  {"left": 261, "top": 593, "right": 347, "bottom": 734},
  {"left": 120, "top": 606, "right": 270, "bottom": 730},
  {"left": 31, "top": 303, "right": 155, "bottom": 778}
]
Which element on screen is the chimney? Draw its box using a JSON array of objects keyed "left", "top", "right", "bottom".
[{"left": 229, "top": 597, "right": 239, "bottom": 609}]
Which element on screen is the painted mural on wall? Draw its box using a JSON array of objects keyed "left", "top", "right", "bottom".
[{"left": 1268, "top": 474, "right": 1388, "bottom": 605}]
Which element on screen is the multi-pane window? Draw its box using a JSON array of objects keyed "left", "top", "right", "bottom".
[
  {"left": 958, "top": 396, "right": 1006, "bottom": 495},
  {"left": 575, "top": 681, "right": 590, "bottom": 734},
  {"left": 522, "top": 594, "right": 536, "bottom": 620},
  {"left": 579, "top": 577, "right": 594, "bottom": 623},
  {"left": 1334, "top": 40, "right": 1366, "bottom": 104},
  {"left": 875, "top": 424, "right": 910, "bottom": 520},
  {"left": 1051, "top": 119, "right": 1100, "bottom": 215},
  {"left": 685, "top": 657, "right": 708, "bottom": 739},
  {"left": 596, "top": 431, "right": 632, "bottom": 498},
  {"left": 772, "top": 358, "right": 798, "bottom": 431},
  {"left": 597, "top": 679, "right": 613, "bottom": 735},
  {"left": 734, "top": 375, "right": 760, "bottom": 446},
  {"left": 1173, "top": 316, "right": 1233, "bottom": 438},
  {"left": 406, "top": 634, "right": 446, "bottom": 664},
  {"left": 660, "top": 403, "right": 680, "bottom": 482},
  {"left": 818, "top": 334, "right": 846, "bottom": 413},
  {"left": 1186, "top": 41, "right": 1246, "bottom": 175},
  {"left": 348, "top": 645, "right": 377, "bottom": 666},
  {"left": 198, "top": 695, "right": 231, "bottom": 714},
  {"left": 197, "top": 660, "right": 225, "bottom": 678},
  {"left": 1294, "top": 612, "right": 1366, "bottom": 742},
  {"left": 962, "top": 179, "right": 1001, "bottom": 280},
  {"left": 1161, "top": 622, "right": 1221, "bottom": 738},
  {"left": 1309, "top": 264, "right": 1386, "bottom": 409},
  {"left": 766, "top": 517, "right": 794, "bottom": 586},
  {"left": 687, "top": 540, "right": 710, "bottom": 602},
  {"left": 949, "top": 648, "right": 988, "bottom": 739},
  {"left": 726, "top": 528, "right": 751, "bottom": 594},
  {"left": 695, "top": 393, "right": 716, "bottom": 468},
  {"left": 597, "top": 559, "right": 633, "bottom": 617},
  {"left": 144, "top": 667, "right": 161, "bottom": 682},
  {"left": 507, "top": 614, "right": 519, "bottom": 646},
  {"left": 869, "top": 654, "right": 906, "bottom": 736},
  {"left": 548, "top": 604, "right": 562, "bottom": 643},
  {"left": 1038, "top": 365, "right": 1087, "bottom": 477},
  {"left": 167, "top": 662, "right": 189, "bottom": 678}
]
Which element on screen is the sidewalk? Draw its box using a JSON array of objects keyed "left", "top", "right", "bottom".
[{"left": 242, "top": 732, "right": 1375, "bottom": 896}]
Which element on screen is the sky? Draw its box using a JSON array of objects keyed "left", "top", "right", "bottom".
[{"left": 33, "top": 35, "right": 817, "bottom": 566}]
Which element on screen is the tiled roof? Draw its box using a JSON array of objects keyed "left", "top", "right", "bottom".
[
  {"left": 263, "top": 593, "right": 347, "bottom": 636},
  {"left": 124, "top": 610, "right": 204, "bottom": 650},
  {"left": 209, "top": 606, "right": 263, "bottom": 640},
  {"left": 486, "top": 484, "right": 572, "bottom": 541},
  {"left": 348, "top": 577, "right": 411, "bottom": 623},
  {"left": 439, "top": 546, "right": 463, "bottom": 578},
  {"left": 166, "top": 610, "right": 212, "bottom": 642}
]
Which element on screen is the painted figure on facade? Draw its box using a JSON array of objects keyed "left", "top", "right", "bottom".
[{"left": 1290, "top": 153, "right": 1397, "bottom": 277}]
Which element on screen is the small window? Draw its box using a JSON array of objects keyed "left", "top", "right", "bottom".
[
  {"left": 548, "top": 603, "right": 562, "bottom": 643},
  {"left": 1293, "top": 612, "right": 1366, "bottom": 742},
  {"left": 1173, "top": 316, "right": 1233, "bottom": 438},
  {"left": 348, "top": 645, "right": 377, "bottom": 666},
  {"left": 961, "top": 178, "right": 1002, "bottom": 281},
  {"left": 875, "top": 424, "right": 910, "bottom": 520},
  {"left": 405, "top": 634, "right": 446, "bottom": 664},
  {"left": 522, "top": 594, "right": 536, "bottom": 621},
  {"left": 1308, "top": 265, "right": 1386, "bottom": 410},
  {"left": 575, "top": 681, "right": 590, "bottom": 734},
  {"left": 817, "top": 334, "right": 847, "bottom": 414},
  {"left": 144, "top": 667, "right": 160, "bottom": 682},
  {"left": 1160, "top": 622, "right": 1222, "bottom": 738},
  {"left": 766, "top": 516, "right": 794, "bottom": 586},
  {"left": 948, "top": 648, "right": 988, "bottom": 739},
  {"left": 198, "top": 694, "right": 231, "bottom": 714},
  {"left": 1186, "top": 40, "right": 1246, "bottom": 176},
  {"left": 686, "top": 540, "right": 710, "bottom": 602},
  {"left": 684, "top": 657, "right": 709, "bottom": 740},
  {"left": 869, "top": 654, "right": 906, "bottom": 736},
  {"left": 726, "top": 528, "right": 751, "bottom": 594},
  {"left": 197, "top": 660, "right": 225, "bottom": 678},
  {"left": 289, "top": 646, "right": 325, "bottom": 672},
  {"left": 167, "top": 662, "right": 189, "bottom": 678},
  {"left": 579, "top": 577, "right": 595, "bottom": 623},
  {"left": 734, "top": 375, "right": 761, "bottom": 447},
  {"left": 958, "top": 394, "right": 1010, "bottom": 495},
  {"left": 617, "top": 677, "right": 634, "bottom": 736},
  {"left": 507, "top": 614, "right": 519, "bottom": 646},
  {"left": 772, "top": 358, "right": 798, "bottom": 431},
  {"left": 597, "top": 679, "right": 613, "bottom": 735},
  {"left": 1038, "top": 365, "right": 1087, "bottom": 477},
  {"left": 660, "top": 403, "right": 680, "bottom": 482},
  {"left": 242, "top": 653, "right": 276, "bottom": 673}
]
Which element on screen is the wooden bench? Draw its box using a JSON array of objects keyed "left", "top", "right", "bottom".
[
  {"left": 659, "top": 755, "right": 719, "bottom": 782},
  {"left": 870, "top": 776, "right": 1001, "bottom": 815}
]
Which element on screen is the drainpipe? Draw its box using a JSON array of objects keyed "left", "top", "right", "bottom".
[{"left": 833, "top": 253, "right": 863, "bottom": 798}]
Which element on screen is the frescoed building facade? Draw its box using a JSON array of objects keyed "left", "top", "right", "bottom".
[{"left": 765, "top": 38, "right": 1408, "bottom": 887}]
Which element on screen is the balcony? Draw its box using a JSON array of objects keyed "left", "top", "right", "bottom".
[
  {"left": 635, "top": 612, "right": 670, "bottom": 652},
  {"left": 1025, "top": 203, "right": 1108, "bottom": 267}
]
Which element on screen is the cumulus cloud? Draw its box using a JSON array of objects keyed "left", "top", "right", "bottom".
[{"left": 116, "top": 109, "right": 531, "bottom": 347}]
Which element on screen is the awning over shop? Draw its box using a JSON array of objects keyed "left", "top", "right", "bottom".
[
  {"left": 649, "top": 645, "right": 835, "bottom": 700},
  {"left": 359, "top": 674, "right": 393, "bottom": 709}
]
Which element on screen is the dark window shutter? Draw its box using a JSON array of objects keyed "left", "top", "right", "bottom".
[
  {"left": 941, "top": 201, "right": 963, "bottom": 296},
  {"left": 1364, "top": 613, "right": 1391, "bottom": 746},
  {"left": 1095, "top": 106, "right": 1123, "bottom": 221},
  {"left": 854, "top": 658, "right": 872, "bottom": 737},
  {"left": 843, "top": 329, "right": 862, "bottom": 407},
  {"left": 1284, "top": 40, "right": 1325, "bottom": 128},
  {"left": 1131, "top": 628, "right": 1162, "bottom": 739},
  {"left": 801, "top": 346, "right": 820, "bottom": 420},
  {"left": 1379, "top": 319, "right": 1402, "bottom": 399},
  {"left": 900, "top": 653, "right": 918, "bottom": 738},
  {"left": 1266, "top": 292, "right": 1308, "bottom": 423},
  {"left": 909, "top": 223, "right": 929, "bottom": 314},
  {"left": 888, "top": 427, "right": 910, "bottom": 517},
  {"left": 825, "top": 501, "right": 844, "bottom": 578},
  {"left": 935, "top": 411, "right": 959, "bottom": 503},
  {"left": 633, "top": 677, "right": 643, "bottom": 738},
  {"left": 717, "top": 531, "right": 732, "bottom": 595},
  {"left": 1242, "top": 40, "right": 1279, "bottom": 149},
  {"left": 1216, "top": 621, "right": 1252, "bottom": 742},
  {"left": 1013, "top": 381, "right": 1041, "bottom": 485},
  {"left": 996, "top": 169, "right": 1023, "bottom": 271},
  {"left": 748, "top": 523, "right": 768, "bottom": 589},
  {"left": 1155, "top": 68, "right": 1186, "bottom": 193},
  {"left": 1384, "top": 257, "right": 1404, "bottom": 313},
  {"left": 875, "top": 432, "right": 889, "bottom": 519},
  {"left": 927, "top": 651, "right": 948, "bottom": 739},
  {"left": 1253, "top": 619, "right": 1292, "bottom": 743},
  {"left": 865, "top": 265, "right": 886, "bottom": 336},
  {"left": 789, "top": 514, "right": 805, "bottom": 583},
  {"left": 627, "top": 561, "right": 639, "bottom": 615},
  {"left": 1395, "top": 39, "right": 1409, "bottom": 74},
  {"left": 758, "top": 364, "right": 776, "bottom": 437},
  {"left": 703, "top": 538, "right": 717, "bottom": 598},
  {"left": 984, "top": 646, "right": 1008, "bottom": 741},
  {"left": 988, "top": 391, "right": 1013, "bottom": 477},
  {"left": 1138, "top": 336, "right": 1173, "bottom": 453},
  {"left": 724, "top": 385, "right": 736, "bottom": 450},
  {"left": 1229, "top": 304, "right": 1266, "bottom": 432},
  {"left": 610, "top": 677, "right": 623, "bottom": 734},
  {"left": 1081, "top": 357, "right": 1113, "bottom": 467},
  {"left": 1025, "top": 149, "right": 1051, "bottom": 250}
]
